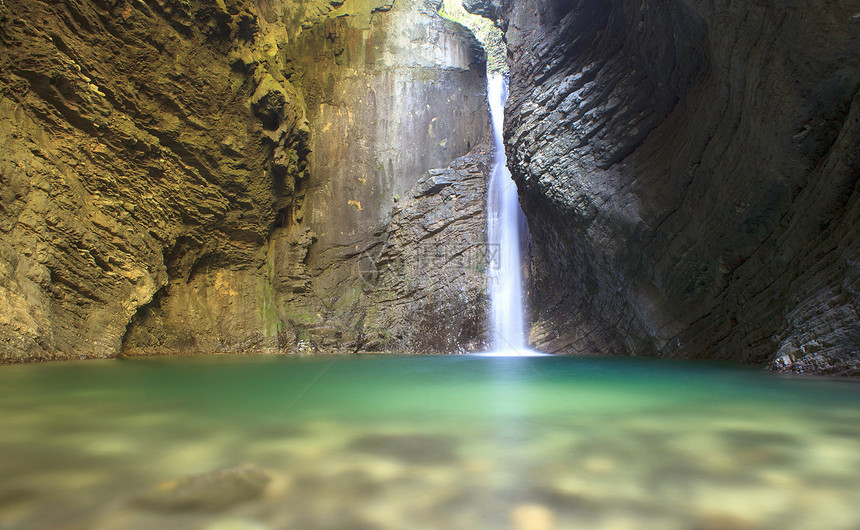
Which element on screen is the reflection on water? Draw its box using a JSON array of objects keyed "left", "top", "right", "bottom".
[{"left": 1, "top": 355, "right": 859, "bottom": 529}]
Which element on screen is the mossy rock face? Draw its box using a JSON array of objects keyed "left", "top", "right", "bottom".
[
  {"left": 250, "top": 74, "right": 293, "bottom": 134},
  {"left": 0, "top": 0, "right": 489, "bottom": 360},
  {"left": 439, "top": 0, "right": 508, "bottom": 75},
  {"left": 0, "top": 0, "right": 303, "bottom": 361},
  {"left": 260, "top": 0, "right": 491, "bottom": 355}
]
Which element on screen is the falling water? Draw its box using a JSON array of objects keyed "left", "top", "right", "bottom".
[{"left": 487, "top": 73, "right": 528, "bottom": 353}]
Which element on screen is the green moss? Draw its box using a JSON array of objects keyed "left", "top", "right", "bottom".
[
  {"left": 282, "top": 306, "right": 318, "bottom": 325},
  {"left": 438, "top": 0, "right": 508, "bottom": 75},
  {"left": 258, "top": 277, "right": 282, "bottom": 338},
  {"left": 251, "top": 74, "right": 289, "bottom": 109},
  {"left": 333, "top": 282, "right": 363, "bottom": 311},
  {"left": 258, "top": 264, "right": 319, "bottom": 339},
  {"left": 364, "top": 303, "right": 379, "bottom": 324}
]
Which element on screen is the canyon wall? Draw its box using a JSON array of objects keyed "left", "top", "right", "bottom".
[
  {"left": 4, "top": 0, "right": 855, "bottom": 372},
  {"left": 493, "top": 0, "right": 859, "bottom": 373},
  {"left": 123, "top": 0, "right": 491, "bottom": 355},
  {"left": 0, "top": 0, "right": 490, "bottom": 361}
]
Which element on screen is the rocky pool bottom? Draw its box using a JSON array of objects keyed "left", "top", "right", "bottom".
[{"left": 1, "top": 355, "right": 859, "bottom": 530}]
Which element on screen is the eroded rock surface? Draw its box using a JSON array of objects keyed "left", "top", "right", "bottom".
[
  {"left": 362, "top": 145, "right": 491, "bottom": 353},
  {"left": 0, "top": 0, "right": 490, "bottom": 360},
  {"left": 124, "top": 0, "right": 490, "bottom": 356},
  {"left": 0, "top": 0, "right": 300, "bottom": 360},
  {"left": 494, "top": 0, "right": 859, "bottom": 373}
]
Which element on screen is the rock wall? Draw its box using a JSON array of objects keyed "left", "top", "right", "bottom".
[
  {"left": 265, "top": 0, "right": 490, "bottom": 353},
  {"left": 0, "top": 0, "right": 291, "bottom": 361},
  {"left": 0, "top": 0, "right": 490, "bottom": 361},
  {"left": 124, "top": 0, "right": 491, "bottom": 355},
  {"left": 362, "top": 145, "right": 491, "bottom": 353},
  {"left": 494, "top": 0, "right": 859, "bottom": 373}
]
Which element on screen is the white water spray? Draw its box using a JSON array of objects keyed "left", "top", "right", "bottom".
[{"left": 486, "top": 73, "right": 529, "bottom": 353}]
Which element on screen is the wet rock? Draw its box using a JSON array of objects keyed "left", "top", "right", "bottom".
[
  {"left": 361, "top": 146, "right": 491, "bottom": 353},
  {"left": 135, "top": 466, "right": 270, "bottom": 512},
  {"left": 493, "top": 0, "right": 860, "bottom": 372},
  {"left": 245, "top": 0, "right": 490, "bottom": 355},
  {"left": 413, "top": 169, "right": 458, "bottom": 198}
]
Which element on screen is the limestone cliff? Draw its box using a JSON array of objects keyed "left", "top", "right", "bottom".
[
  {"left": 491, "top": 0, "right": 859, "bottom": 373},
  {"left": 0, "top": 0, "right": 490, "bottom": 361},
  {"left": 0, "top": 0, "right": 288, "bottom": 360}
]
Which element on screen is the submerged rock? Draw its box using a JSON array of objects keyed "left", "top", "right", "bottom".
[{"left": 135, "top": 466, "right": 270, "bottom": 512}]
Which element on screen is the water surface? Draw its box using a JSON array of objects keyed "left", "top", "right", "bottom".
[{"left": 1, "top": 355, "right": 859, "bottom": 529}]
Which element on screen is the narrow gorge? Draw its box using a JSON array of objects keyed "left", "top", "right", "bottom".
[
  {"left": 497, "top": 0, "right": 860, "bottom": 375},
  {"left": 2, "top": 0, "right": 856, "bottom": 372},
  {"left": 1, "top": 0, "right": 858, "bottom": 374},
  {"left": 1, "top": 1, "right": 860, "bottom": 529},
  {"left": 1, "top": 0, "right": 492, "bottom": 361}
]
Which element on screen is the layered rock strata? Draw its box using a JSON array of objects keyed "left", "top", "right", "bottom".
[
  {"left": 361, "top": 146, "right": 491, "bottom": 354},
  {"left": 493, "top": 0, "right": 859, "bottom": 373},
  {"left": 124, "top": 0, "right": 490, "bottom": 355},
  {"left": 0, "top": 0, "right": 490, "bottom": 361},
  {"left": 0, "top": 0, "right": 290, "bottom": 360}
]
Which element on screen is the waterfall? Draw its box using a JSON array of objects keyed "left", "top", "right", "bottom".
[{"left": 486, "top": 73, "right": 529, "bottom": 353}]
